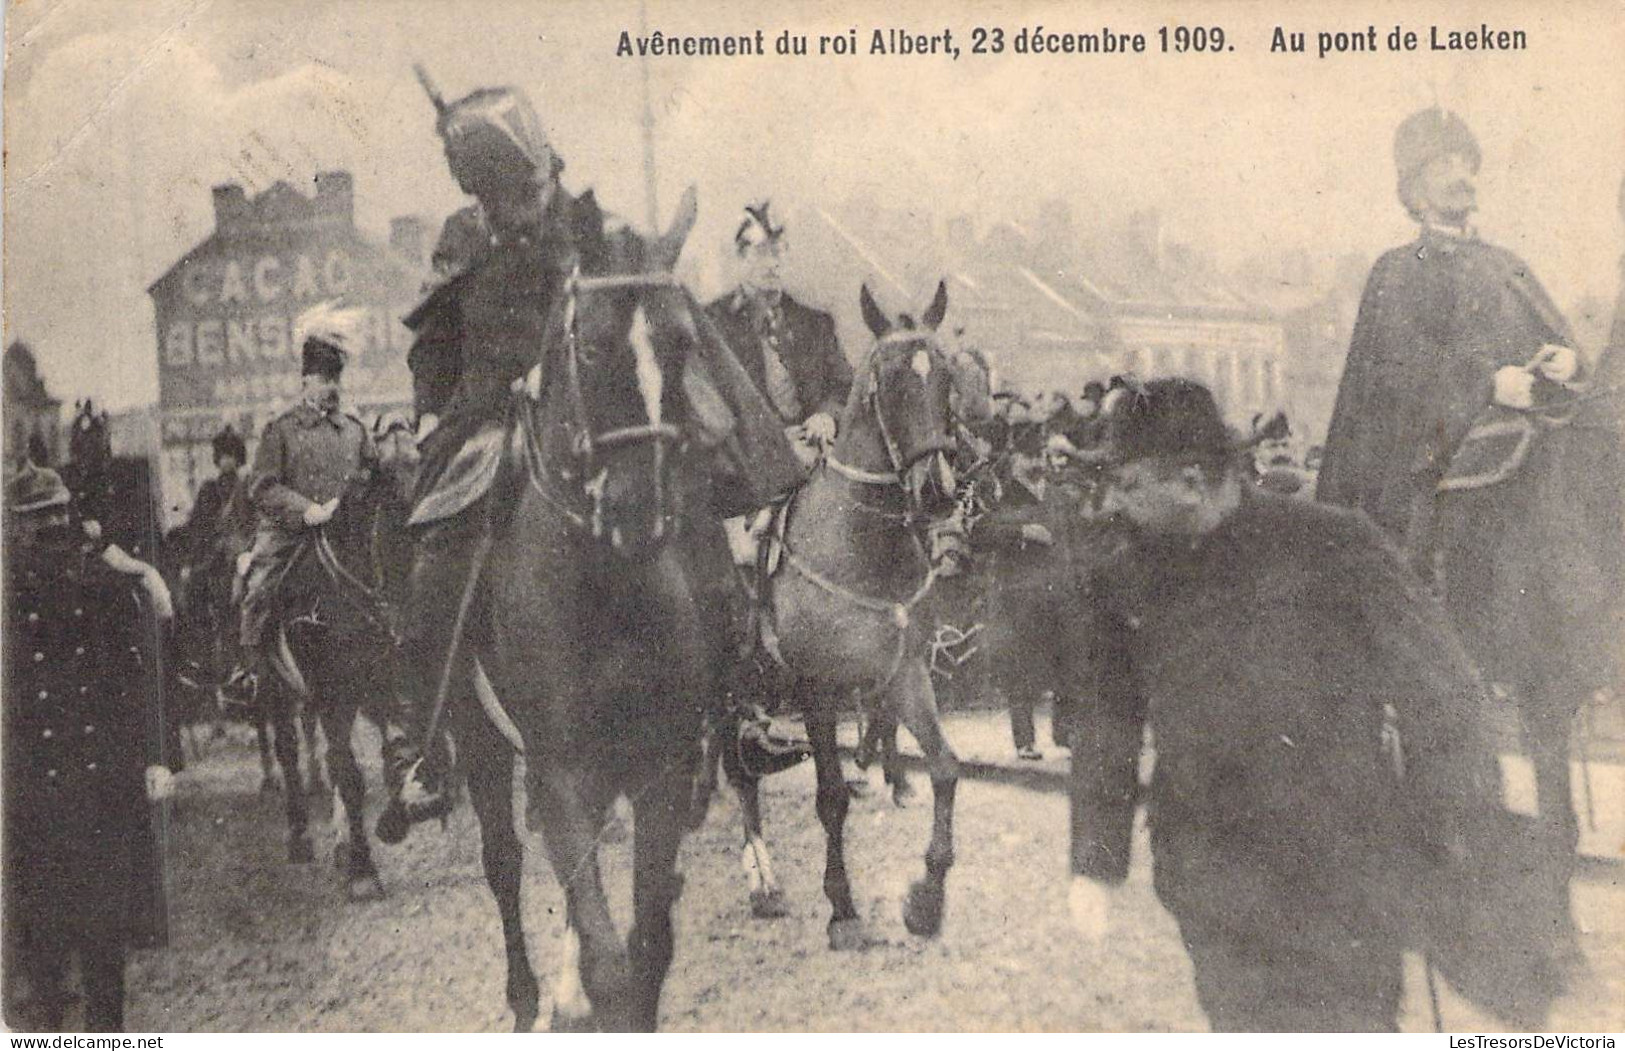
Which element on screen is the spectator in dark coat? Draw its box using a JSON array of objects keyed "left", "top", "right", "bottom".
[
  {"left": 1068, "top": 378, "right": 1566, "bottom": 1031},
  {"left": 3, "top": 465, "right": 176, "bottom": 1032}
]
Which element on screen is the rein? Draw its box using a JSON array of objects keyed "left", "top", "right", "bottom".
[
  {"left": 518, "top": 267, "right": 687, "bottom": 537},
  {"left": 770, "top": 333, "right": 956, "bottom": 704}
]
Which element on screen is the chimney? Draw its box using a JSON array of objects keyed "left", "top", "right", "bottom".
[
  {"left": 390, "top": 216, "right": 428, "bottom": 264},
  {"left": 313, "top": 170, "right": 355, "bottom": 226},
  {"left": 212, "top": 184, "right": 249, "bottom": 234}
]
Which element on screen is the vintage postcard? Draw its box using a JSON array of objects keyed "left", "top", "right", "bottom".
[{"left": 3, "top": 0, "right": 1621, "bottom": 1035}]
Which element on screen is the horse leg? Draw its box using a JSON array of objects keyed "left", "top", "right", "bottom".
[
  {"left": 459, "top": 725, "right": 539, "bottom": 1032},
  {"left": 269, "top": 689, "right": 313, "bottom": 863},
  {"left": 303, "top": 708, "right": 331, "bottom": 803},
  {"left": 807, "top": 708, "right": 866, "bottom": 949},
  {"left": 892, "top": 660, "right": 959, "bottom": 938},
  {"left": 721, "top": 745, "right": 788, "bottom": 919},
  {"left": 320, "top": 704, "right": 380, "bottom": 901},
  {"left": 882, "top": 720, "right": 915, "bottom": 807},
  {"left": 532, "top": 768, "right": 631, "bottom": 1031},
  {"left": 628, "top": 764, "right": 689, "bottom": 1031},
  {"left": 255, "top": 699, "right": 280, "bottom": 794},
  {"left": 1517, "top": 678, "right": 1583, "bottom": 939}
]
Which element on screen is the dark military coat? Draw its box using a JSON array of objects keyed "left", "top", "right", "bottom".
[
  {"left": 404, "top": 190, "right": 578, "bottom": 510},
  {"left": 240, "top": 401, "right": 375, "bottom": 646},
  {"left": 1069, "top": 492, "right": 1563, "bottom": 1022},
  {"left": 1316, "top": 226, "right": 1573, "bottom": 547},
  {"left": 704, "top": 290, "right": 853, "bottom": 426},
  {"left": 3, "top": 532, "right": 169, "bottom": 945}
]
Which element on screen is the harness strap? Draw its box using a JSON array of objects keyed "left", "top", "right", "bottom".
[
  {"left": 825, "top": 453, "right": 896, "bottom": 487},
  {"left": 314, "top": 531, "right": 401, "bottom": 644},
  {"left": 779, "top": 544, "right": 938, "bottom": 704}
]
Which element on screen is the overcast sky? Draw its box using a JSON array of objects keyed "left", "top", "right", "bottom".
[{"left": 5, "top": 0, "right": 1623, "bottom": 411}]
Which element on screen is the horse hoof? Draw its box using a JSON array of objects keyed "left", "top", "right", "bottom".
[
  {"left": 332, "top": 840, "right": 350, "bottom": 871},
  {"left": 891, "top": 781, "right": 917, "bottom": 808},
  {"left": 288, "top": 836, "right": 315, "bottom": 864},
  {"left": 260, "top": 777, "right": 282, "bottom": 796},
  {"left": 346, "top": 875, "right": 385, "bottom": 902},
  {"left": 827, "top": 917, "right": 874, "bottom": 951},
  {"left": 512, "top": 1011, "right": 538, "bottom": 1034},
  {"left": 903, "top": 879, "right": 945, "bottom": 938},
  {"left": 750, "top": 888, "right": 790, "bottom": 919}
]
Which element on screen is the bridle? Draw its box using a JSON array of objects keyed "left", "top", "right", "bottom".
[
  {"left": 520, "top": 267, "right": 689, "bottom": 542},
  {"left": 825, "top": 330, "right": 958, "bottom": 522}
]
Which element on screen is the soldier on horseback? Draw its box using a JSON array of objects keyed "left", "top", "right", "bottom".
[
  {"left": 1316, "top": 107, "right": 1607, "bottom": 957},
  {"left": 238, "top": 305, "right": 378, "bottom": 683},
  {"left": 706, "top": 203, "right": 853, "bottom": 480},
  {"left": 375, "top": 79, "right": 579, "bottom": 835}
]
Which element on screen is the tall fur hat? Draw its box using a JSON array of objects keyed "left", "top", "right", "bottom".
[{"left": 1394, "top": 107, "right": 1481, "bottom": 181}]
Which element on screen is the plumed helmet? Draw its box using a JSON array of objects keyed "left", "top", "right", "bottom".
[
  {"left": 1394, "top": 107, "right": 1481, "bottom": 182},
  {"left": 6, "top": 461, "right": 71, "bottom": 514},
  {"left": 1103, "top": 377, "right": 1238, "bottom": 467},
  {"left": 438, "top": 86, "right": 558, "bottom": 179},
  {"left": 734, "top": 200, "right": 786, "bottom": 253},
  {"left": 211, "top": 425, "right": 247, "bottom": 465},
  {"left": 294, "top": 301, "right": 369, "bottom": 377}
]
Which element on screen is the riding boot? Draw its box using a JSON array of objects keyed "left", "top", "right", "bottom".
[{"left": 376, "top": 509, "right": 481, "bottom": 844}]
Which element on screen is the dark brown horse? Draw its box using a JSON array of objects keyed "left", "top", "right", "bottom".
[
  {"left": 1435, "top": 342, "right": 1625, "bottom": 934},
  {"left": 259, "top": 423, "right": 416, "bottom": 899},
  {"left": 726, "top": 282, "right": 965, "bottom": 948},
  {"left": 456, "top": 188, "right": 719, "bottom": 1031}
]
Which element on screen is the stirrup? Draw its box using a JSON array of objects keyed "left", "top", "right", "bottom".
[{"left": 375, "top": 759, "right": 453, "bottom": 844}]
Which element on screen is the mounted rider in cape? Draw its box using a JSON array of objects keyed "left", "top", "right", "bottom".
[
  {"left": 1316, "top": 107, "right": 1615, "bottom": 958},
  {"left": 379, "top": 74, "right": 806, "bottom": 839}
]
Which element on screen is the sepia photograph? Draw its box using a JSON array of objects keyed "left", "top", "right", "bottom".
[{"left": 2, "top": 0, "right": 1622, "bottom": 1034}]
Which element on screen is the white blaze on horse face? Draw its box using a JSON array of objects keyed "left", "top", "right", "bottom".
[
  {"left": 911, "top": 349, "right": 932, "bottom": 381},
  {"left": 629, "top": 305, "right": 664, "bottom": 429}
]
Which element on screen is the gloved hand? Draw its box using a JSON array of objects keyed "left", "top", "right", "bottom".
[
  {"left": 302, "top": 499, "right": 339, "bottom": 528},
  {"left": 1531, "top": 344, "right": 1579, "bottom": 384},
  {"left": 803, "top": 412, "right": 838, "bottom": 446},
  {"left": 1492, "top": 365, "right": 1535, "bottom": 409},
  {"left": 1021, "top": 523, "right": 1055, "bottom": 546},
  {"left": 145, "top": 765, "right": 176, "bottom": 803}
]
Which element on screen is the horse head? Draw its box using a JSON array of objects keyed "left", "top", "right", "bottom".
[
  {"left": 541, "top": 185, "right": 702, "bottom": 558},
  {"left": 850, "top": 281, "right": 959, "bottom": 515}
]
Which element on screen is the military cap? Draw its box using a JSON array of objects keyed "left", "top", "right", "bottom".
[
  {"left": 295, "top": 301, "right": 367, "bottom": 377},
  {"left": 1103, "top": 377, "right": 1238, "bottom": 466},
  {"left": 735, "top": 200, "right": 786, "bottom": 253},
  {"left": 6, "top": 462, "right": 71, "bottom": 514},
  {"left": 1394, "top": 107, "right": 1481, "bottom": 181},
  {"left": 438, "top": 86, "right": 556, "bottom": 177}
]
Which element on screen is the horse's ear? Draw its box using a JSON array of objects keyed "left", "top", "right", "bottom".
[
  {"left": 922, "top": 280, "right": 949, "bottom": 331},
  {"left": 652, "top": 184, "right": 698, "bottom": 270},
  {"left": 859, "top": 284, "right": 891, "bottom": 339}
]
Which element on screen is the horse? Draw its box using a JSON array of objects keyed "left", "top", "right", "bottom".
[
  {"left": 1434, "top": 340, "right": 1625, "bottom": 937},
  {"left": 257, "top": 419, "right": 416, "bottom": 899},
  {"left": 719, "top": 282, "right": 965, "bottom": 948},
  {"left": 449, "top": 187, "right": 723, "bottom": 1031}
]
